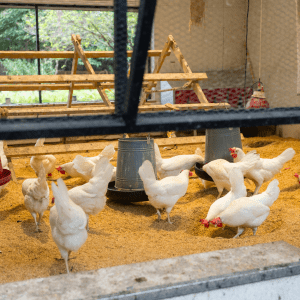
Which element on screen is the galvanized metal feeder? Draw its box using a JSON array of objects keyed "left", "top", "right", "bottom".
[
  {"left": 195, "top": 127, "right": 242, "bottom": 181},
  {"left": 106, "top": 136, "right": 156, "bottom": 203}
]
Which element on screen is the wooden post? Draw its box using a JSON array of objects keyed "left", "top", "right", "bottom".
[
  {"left": 168, "top": 35, "right": 208, "bottom": 104},
  {"left": 67, "top": 34, "right": 81, "bottom": 108},
  {"left": 139, "top": 37, "right": 173, "bottom": 105},
  {"left": 71, "top": 34, "right": 112, "bottom": 107}
]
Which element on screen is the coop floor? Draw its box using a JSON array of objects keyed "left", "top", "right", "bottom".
[{"left": 1, "top": 135, "right": 300, "bottom": 284}]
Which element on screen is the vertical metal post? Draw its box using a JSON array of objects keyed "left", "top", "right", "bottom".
[
  {"left": 35, "top": 5, "right": 42, "bottom": 103},
  {"left": 114, "top": 0, "right": 128, "bottom": 115},
  {"left": 122, "top": 0, "right": 157, "bottom": 126}
]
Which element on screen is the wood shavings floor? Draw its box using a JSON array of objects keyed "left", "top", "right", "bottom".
[{"left": 0, "top": 135, "right": 300, "bottom": 284}]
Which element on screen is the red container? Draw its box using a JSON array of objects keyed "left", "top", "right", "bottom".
[{"left": 0, "top": 158, "right": 11, "bottom": 186}]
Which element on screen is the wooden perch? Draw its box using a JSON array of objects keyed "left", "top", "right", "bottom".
[
  {"left": 71, "top": 34, "right": 112, "bottom": 107},
  {"left": 0, "top": 50, "right": 171, "bottom": 59},
  {"left": 0, "top": 73, "right": 207, "bottom": 84}
]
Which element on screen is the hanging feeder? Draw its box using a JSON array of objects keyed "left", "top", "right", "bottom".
[
  {"left": 0, "top": 158, "right": 11, "bottom": 187},
  {"left": 106, "top": 136, "right": 157, "bottom": 203},
  {"left": 246, "top": 82, "right": 269, "bottom": 109},
  {"left": 194, "top": 127, "right": 243, "bottom": 181}
]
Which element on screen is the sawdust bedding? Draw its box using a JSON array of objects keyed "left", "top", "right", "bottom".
[{"left": 1, "top": 135, "right": 300, "bottom": 284}]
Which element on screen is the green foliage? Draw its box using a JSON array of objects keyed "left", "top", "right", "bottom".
[
  {"left": 25, "top": 10, "right": 137, "bottom": 52},
  {"left": 0, "top": 89, "right": 115, "bottom": 104},
  {"left": 0, "top": 8, "right": 36, "bottom": 51},
  {"left": 0, "top": 8, "right": 134, "bottom": 103}
]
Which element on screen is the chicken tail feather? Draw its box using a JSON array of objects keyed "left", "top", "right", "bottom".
[
  {"left": 139, "top": 160, "right": 156, "bottom": 185},
  {"left": 100, "top": 144, "right": 115, "bottom": 160},
  {"left": 275, "top": 148, "right": 296, "bottom": 166},
  {"left": 35, "top": 138, "right": 45, "bottom": 147},
  {"left": 262, "top": 179, "right": 280, "bottom": 207},
  {"left": 154, "top": 143, "right": 163, "bottom": 165}
]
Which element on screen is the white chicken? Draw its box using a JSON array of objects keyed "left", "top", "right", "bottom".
[
  {"left": 200, "top": 166, "right": 247, "bottom": 228},
  {"left": 22, "top": 163, "right": 49, "bottom": 232},
  {"left": 68, "top": 156, "right": 114, "bottom": 231},
  {"left": 0, "top": 141, "right": 10, "bottom": 194},
  {"left": 139, "top": 160, "right": 190, "bottom": 224},
  {"left": 203, "top": 150, "right": 260, "bottom": 199},
  {"left": 30, "top": 138, "right": 56, "bottom": 177},
  {"left": 56, "top": 144, "right": 115, "bottom": 181},
  {"left": 0, "top": 141, "right": 8, "bottom": 170},
  {"left": 154, "top": 143, "right": 204, "bottom": 179},
  {"left": 50, "top": 178, "right": 88, "bottom": 274},
  {"left": 209, "top": 179, "right": 280, "bottom": 238},
  {"left": 230, "top": 147, "right": 295, "bottom": 195}
]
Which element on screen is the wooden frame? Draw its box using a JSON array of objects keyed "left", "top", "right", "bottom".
[
  {"left": 0, "top": 34, "right": 231, "bottom": 180},
  {"left": 139, "top": 35, "right": 209, "bottom": 105}
]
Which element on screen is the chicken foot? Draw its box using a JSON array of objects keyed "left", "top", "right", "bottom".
[{"left": 233, "top": 227, "right": 245, "bottom": 239}]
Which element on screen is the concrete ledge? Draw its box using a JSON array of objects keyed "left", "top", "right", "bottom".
[{"left": 1, "top": 241, "right": 300, "bottom": 300}]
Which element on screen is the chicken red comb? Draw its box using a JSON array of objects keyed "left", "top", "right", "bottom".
[
  {"left": 229, "top": 148, "right": 235, "bottom": 153},
  {"left": 210, "top": 217, "right": 223, "bottom": 227},
  {"left": 51, "top": 197, "right": 55, "bottom": 204},
  {"left": 56, "top": 166, "right": 65, "bottom": 174},
  {"left": 47, "top": 173, "right": 52, "bottom": 177},
  {"left": 189, "top": 171, "right": 193, "bottom": 176},
  {"left": 200, "top": 219, "right": 210, "bottom": 228},
  {"left": 294, "top": 173, "right": 299, "bottom": 178}
]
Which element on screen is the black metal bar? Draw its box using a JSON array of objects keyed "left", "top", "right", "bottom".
[
  {"left": 35, "top": 5, "right": 42, "bottom": 104},
  {"left": 114, "top": 0, "right": 128, "bottom": 115},
  {"left": 1, "top": 107, "right": 300, "bottom": 140},
  {"left": 0, "top": 3, "right": 139, "bottom": 11},
  {"left": 122, "top": 0, "right": 157, "bottom": 126}
]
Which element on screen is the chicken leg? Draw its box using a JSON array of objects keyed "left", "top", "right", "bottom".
[
  {"left": 216, "top": 186, "right": 224, "bottom": 199},
  {"left": 31, "top": 212, "right": 40, "bottom": 232},
  {"left": 156, "top": 210, "right": 161, "bottom": 221},
  {"left": 233, "top": 227, "right": 245, "bottom": 239},
  {"left": 59, "top": 247, "right": 70, "bottom": 274},
  {"left": 37, "top": 212, "right": 43, "bottom": 232},
  {"left": 86, "top": 214, "right": 90, "bottom": 231},
  {"left": 166, "top": 207, "right": 173, "bottom": 224},
  {"left": 252, "top": 227, "right": 258, "bottom": 236}
]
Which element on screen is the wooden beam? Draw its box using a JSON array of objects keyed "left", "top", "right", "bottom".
[
  {"left": 168, "top": 35, "right": 208, "bottom": 104},
  {"left": 71, "top": 34, "right": 112, "bottom": 107},
  {"left": 4, "top": 136, "right": 208, "bottom": 158},
  {"left": 0, "top": 73, "right": 208, "bottom": 84},
  {"left": 164, "top": 103, "right": 180, "bottom": 111},
  {"left": 5, "top": 103, "right": 230, "bottom": 117},
  {"left": 0, "top": 82, "right": 150, "bottom": 91},
  {"left": 0, "top": 50, "right": 171, "bottom": 59},
  {"left": 67, "top": 34, "right": 81, "bottom": 108},
  {"left": 139, "top": 37, "right": 173, "bottom": 105}
]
